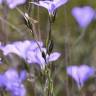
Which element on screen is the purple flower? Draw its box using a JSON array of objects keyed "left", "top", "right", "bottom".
[
  {"left": 0, "top": 40, "right": 60, "bottom": 69},
  {"left": 26, "top": 47, "right": 61, "bottom": 69},
  {"left": 67, "top": 65, "right": 94, "bottom": 89},
  {"left": 0, "top": 74, "right": 5, "bottom": 87},
  {"left": 0, "top": 40, "right": 31, "bottom": 59},
  {"left": 3, "top": 68, "right": 26, "bottom": 96},
  {"left": 0, "top": 0, "right": 26, "bottom": 9},
  {"left": 0, "top": 40, "right": 43, "bottom": 60},
  {"left": 0, "top": 68, "right": 26, "bottom": 96},
  {"left": 72, "top": 6, "right": 95, "bottom": 28},
  {"left": 20, "top": 70, "right": 27, "bottom": 81},
  {"left": 31, "top": 0, "right": 68, "bottom": 15}
]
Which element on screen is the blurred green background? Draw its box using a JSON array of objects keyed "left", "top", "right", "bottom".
[{"left": 0, "top": 0, "right": 96, "bottom": 96}]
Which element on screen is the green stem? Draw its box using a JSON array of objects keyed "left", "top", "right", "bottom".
[
  {"left": 1, "top": 3, "right": 9, "bottom": 42},
  {"left": 63, "top": 7, "right": 71, "bottom": 96},
  {"left": 25, "top": 0, "right": 38, "bottom": 40},
  {"left": 44, "top": 68, "right": 54, "bottom": 96},
  {"left": 46, "top": 18, "right": 52, "bottom": 48},
  {"left": 73, "top": 28, "right": 86, "bottom": 46}
]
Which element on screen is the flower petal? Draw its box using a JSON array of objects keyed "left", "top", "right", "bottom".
[
  {"left": 67, "top": 66, "right": 79, "bottom": 84},
  {"left": 48, "top": 52, "right": 61, "bottom": 62},
  {"left": 67, "top": 65, "right": 95, "bottom": 88},
  {"left": 6, "top": 0, "right": 26, "bottom": 9},
  {"left": 79, "top": 65, "right": 94, "bottom": 83},
  {"left": 53, "top": 0, "right": 68, "bottom": 9},
  {"left": 72, "top": 6, "right": 95, "bottom": 28}
]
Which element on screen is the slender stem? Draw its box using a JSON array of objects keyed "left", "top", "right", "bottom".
[
  {"left": 29, "top": 0, "right": 39, "bottom": 40},
  {"left": 1, "top": 3, "right": 9, "bottom": 42},
  {"left": 30, "top": 0, "right": 39, "bottom": 40},
  {"left": 73, "top": 28, "right": 86, "bottom": 46},
  {"left": 46, "top": 17, "right": 52, "bottom": 48},
  {"left": 16, "top": 7, "right": 38, "bottom": 40},
  {"left": 63, "top": 7, "right": 71, "bottom": 96},
  {"left": 43, "top": 14, "right": 55, "bottom": 96},
  {"left": 37, "top": 6, "right": 41, "bottom": 41},
  {"left": 28, "top": 0, "right": 33, "bottom": 16},
  {"left": 44, "top": 68, "right": 54, "bottom": 96},
  {"left": 0, "top": 16, "right": 22, "bottom": 33}
]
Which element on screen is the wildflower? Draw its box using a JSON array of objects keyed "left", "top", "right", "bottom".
[
  {"left": 26, "top": 47, "right": 61, "bottom": 69},
  {"left": 31, "top": 0, "right": 68, "bottom": 15},
  {"left": 0, "top": 40, "right": 61, "bottom": 69},
  {"left": 72, "top": 6, "right": 95, "bottom": 28},
  {"left": 67, "top": 65, "right": 94, "bottom": 89},
  {"left": 0, "top": 40, "right": 43, "bottom": 60},
  {"left": 0, "top": 68, "right": 26, "bottom": 96},
  {"left": 0, "top": 0, "right": 26, "bottom": 9},
  {"left": 0, "top": 74, "right": 5, "bottom": 87}
]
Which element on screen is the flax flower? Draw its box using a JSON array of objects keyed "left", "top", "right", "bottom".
[
  {"left": 72, "top": 6, "right": 95, "bottom": 28},
  {"left": 0, "top": 68, "right": 26, "bottom": 96},
  {"left": 67, "top": 65, "right": 94, "bottom": 89},
  {"left": 31, "top": 0, "right": 68, "bottom": 15},
  {"left": 0, "top": 0, "right": 26, "bottom": 9}
]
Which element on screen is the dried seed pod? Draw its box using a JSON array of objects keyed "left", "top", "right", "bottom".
[{"left": 47, "top": 39, "right": 54, "bottom": 55}]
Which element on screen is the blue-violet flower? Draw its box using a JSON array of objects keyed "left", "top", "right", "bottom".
[
  {"left": 0, "top": 0, "right": 26, "bottom": 9},
  {"left": 72, "top": 6, "right": 95, "bottom": 28},
  {"left": 26, "top": 47, "right": 61, "bottom": 69},
  {"left": 0, "top": 40, "right": 43, "bottom": 60},
  {"left": 2, "top": 68, "right": 26, "bottom": 96},
  {"left": 0, "top": 40, "right": 60, "bottom": 69},
  {"left": 31, "top": 0, "right": 68, "bottom": 15},
  {"left": 67, "top": 65, "right": 94, "bottom": 89}
]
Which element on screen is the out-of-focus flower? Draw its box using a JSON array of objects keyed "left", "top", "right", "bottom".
[
  {"left": 0, "top": 0, "right": 26, "bottom": 9},
  {"left": 0, "top": 74, "right": 5, "bottom": 87},
  {"left": 67, "top": 65, "right": 94, "bottom": 89},
  {"left": 31, "top": 0, "right": 68, "bottom": 15},
  {"left": 27, "top": 47, "right": 61, "bottom": 69},
  {"left": 2, "top": 68, "right": 26, "bottom": 96},
  {"left": 0, "top": 40, "right": 31, "bottom": 59},
  {"left": 0, "top": 0, "right": 2, "bottom": 4},
  {"left": 0, "top": 40, "right": 43, "bottom": 60},
  {"left": 0, "top": 40, "right": 60, "bottom": 69},
  {"left": 72, "top": 6, "right": 95, "bottom": 28}
]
